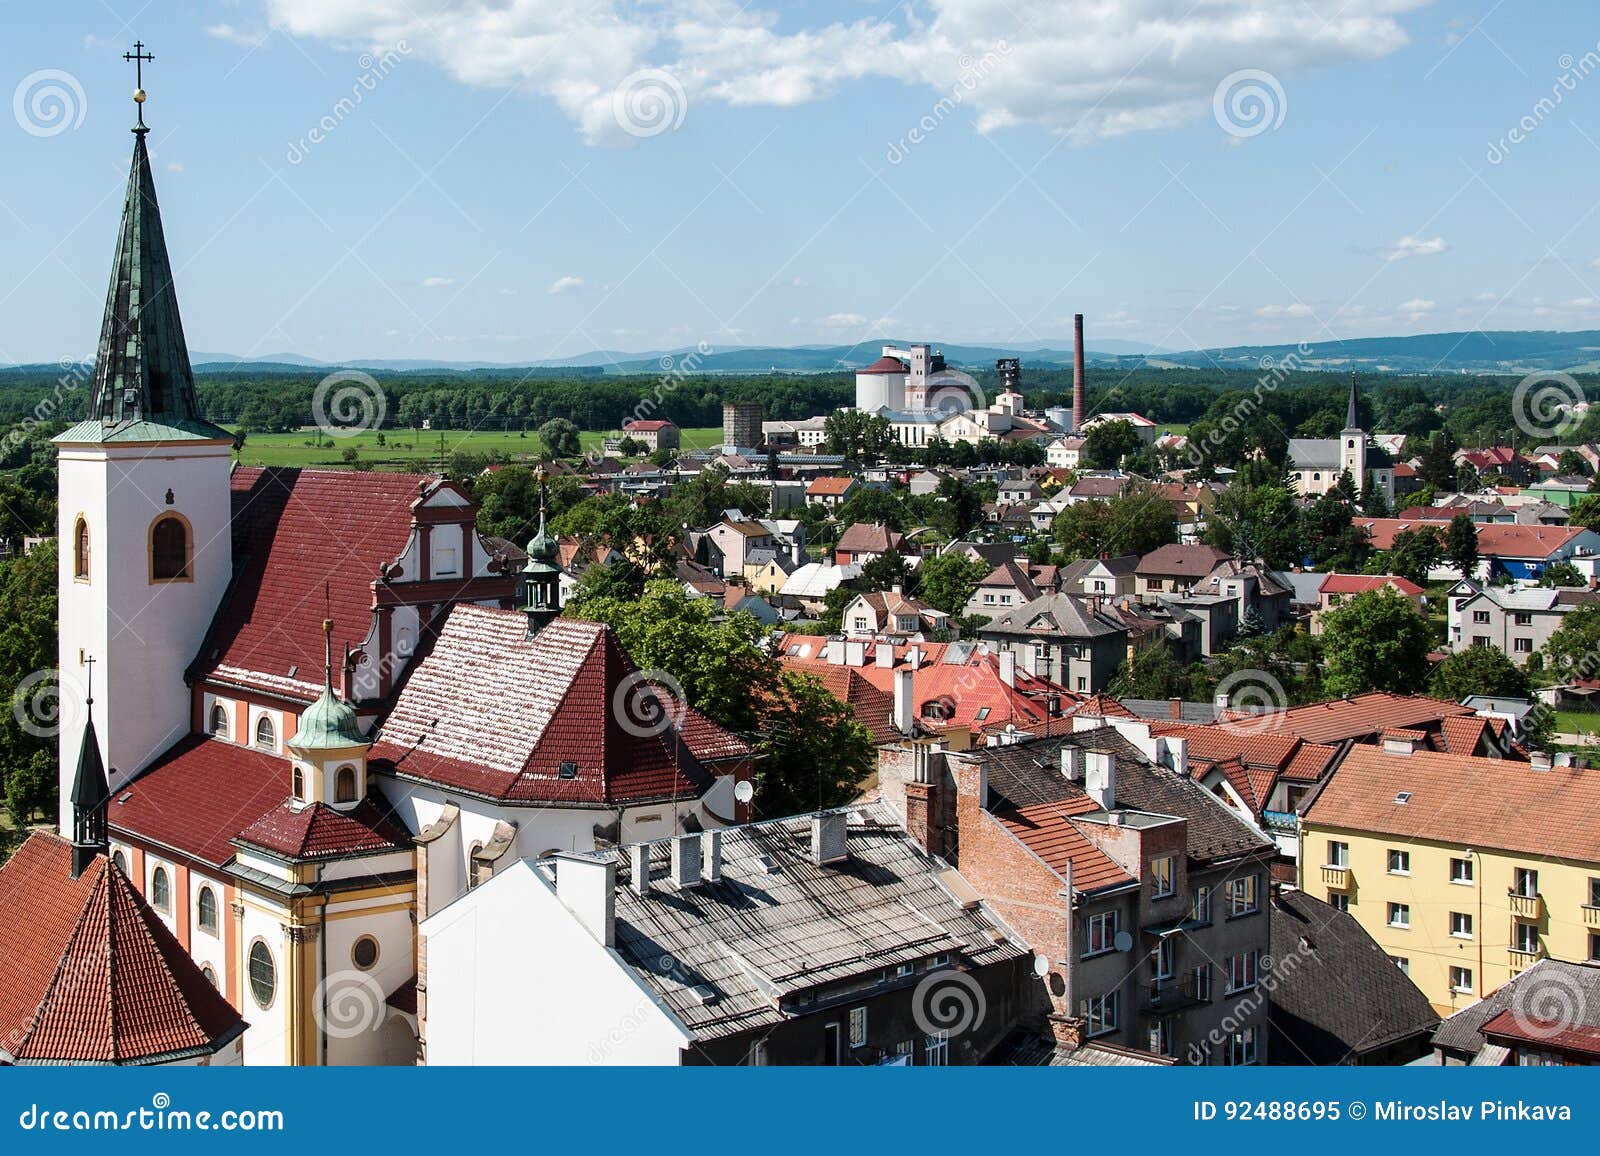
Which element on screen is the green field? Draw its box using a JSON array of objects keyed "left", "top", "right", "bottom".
[{"left": 230, "top": 427, "right": 726, "bottom": 469}]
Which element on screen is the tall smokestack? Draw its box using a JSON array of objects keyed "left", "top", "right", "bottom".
[{"left": 1072, "top": 313, "right": 1086, "bottom": 432}]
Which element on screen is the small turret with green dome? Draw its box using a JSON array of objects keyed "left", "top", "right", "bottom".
[
  {"left": 290, "top": 618, "right": 369, "bottom": 753},
  {"left": 518, "top": 475, "right": 561, "bottom": 636}
]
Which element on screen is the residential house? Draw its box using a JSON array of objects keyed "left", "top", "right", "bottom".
[
  {"left": 841, "top": 587, "right": 949, "bottom": 640},
  {"left": 1065, "top": 473, "right": 1133, "bottom": 505},
  {"left": 1135, "top": 544, "right": 1231, "bottom": 598},
  {"left": 1047, "top": 435, "right": 1087, "bottom": 469},
  {"left": 421, "top": 809, "right": 1032, "bottom": 1064},
  {"left": 1446, "top": 580, "right": 1600, "bottom": 663},
  {"left": 1432, "top": 959, "right": 1600, "bottom": 1065},
  {"left": 965, "top": 560, "right": 1042, "bottom": 619},
  {"left": 703, "top": 515, "right": 777, "bottom": 579},
  {"left": 877, "top": 720, "right": 1277, "bottom": 1064},
  {"left": 978, "top": 593, "right": 1129, "bottom": 694},
  {"left": 1081, "top": 411, "right": 1159, "bottom": 445},
  {"left": 1058, "top": 555, "right": 1139, "bottom": 598},
  {"left": 1267, "top": 888, "right": 1439, "bottom": 1065},
  {"left": 835, "top": 522, "right": 912, "bottom": 567},
  {"left": 806, "top": 476, "right": 859, "bottom": 509},
  {"left": 621, "top": 419, "right": 680, "bottom": 451},
  {"left": 998, "top": 478, "right": 1042, "bottom": 505},
  {"left": 1300, "top": 744, "right": 1600, "bottom": 1014},
  {"left": 1311, "top": 574, "right": 1425, "bottom": 635},
  {"left": 1195, "top": 560, "right": 1293, "bottom": 634},
  {"left": 1454, "top": 445, "right": 1528, "bottom": 485}
]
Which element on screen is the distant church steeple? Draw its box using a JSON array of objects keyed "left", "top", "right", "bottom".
[
  {"left": 518, "top": 478, "right": 561, "bottom": 636},
  {"left": 1343, "top": 372, "right": 1361, "bottom": 433}
]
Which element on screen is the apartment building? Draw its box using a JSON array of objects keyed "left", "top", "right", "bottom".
[
  {"left": 877, "top": 721, "right": 1277, "bottom": 1065},
  {"left": 1300, "top": 742, "right": 1600, "bottom": 1015}
]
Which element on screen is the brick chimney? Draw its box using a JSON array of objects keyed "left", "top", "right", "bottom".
[
  {"left": 1072, "top": 313, "right": 1086, "bottom": 432},
  {"left": 1048, "top": 1013, "right": 1086, "bottom": 1051}
]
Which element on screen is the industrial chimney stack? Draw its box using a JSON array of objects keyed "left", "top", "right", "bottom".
[{"left": 1072, "top": 313, "right": 1086, "bottom": 431}]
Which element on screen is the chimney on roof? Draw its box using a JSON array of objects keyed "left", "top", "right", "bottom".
[
  {"left": 1049, "top": 1013, "right": 1087, "bottom": 1051},
  {"left": 1530, "top": 751, "right": 1553, "bottom": 772},
  {"left": 827, "top": 638, "right": 845, "bottom": 666},
  {"left": 702, "top": 830, "right": 723, "bottom": 883},
  {"left": 630, "top": 843, "right": 652, "bottom": 896},
  {"left": 894, "top": 667, "right": 915, "bottom": 736},
  {"left": 876, "top": 641, "right": 895, "bottom": 668},
  {"left": 1085, "top": 750, "right": 1115, "bottom": 810},
  {"left": 999, "top": 648, "right": 1017, "bottom": 688},
  {"left": 1072, "top": 314, "right": 1086, "bottom": 432},
  {"left": 670, "top": 834, "right": 703, "bottom": 889},
  {"left": 811, "top": 811, "right": 849, "bottom": 866},
  {"left": 908, "top": 646, "right": 923, "bottom": 670},
  {"left": 845, "top": 639, "right": 866, "bottom": 667},
  {"left": 1169, "top": 698, "right": 1182, "bottom": 720},
  {"left": 1214, "top": 692, "right": 1230, "bottom": 713},
  {"left": 556, "top": 852, "right": 617, "bottom": 947},
  {"left": 1383, "top": 733, "right": 1422, "bottom": 756},
  {"left": 1060, "top": 745, "right": 1081, "bottom": 781}
]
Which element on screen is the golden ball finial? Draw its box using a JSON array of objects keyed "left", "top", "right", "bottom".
[{"left": 133, "top": 88, "right": 147, "bottom": 103}]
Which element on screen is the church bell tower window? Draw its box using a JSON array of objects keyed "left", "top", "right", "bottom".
[
  {"left": 74, "top": 517, "right": 90, "bottom": 580},
  {"left": 149, "top": 513, "right": 192, "bottom": 581}
]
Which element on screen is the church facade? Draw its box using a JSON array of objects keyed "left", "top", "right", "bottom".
[
  {"left": 1286, "top": 377, "right": 1394, "bottom": 503},
  {"left": 57, "top": 94, "right": 752, "bottom": 1065}
]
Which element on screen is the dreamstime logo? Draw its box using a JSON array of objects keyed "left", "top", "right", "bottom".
[
  {"left": 885, "top": 40, "right": 1010, "bottom": 164},
  {"left": 1213, "top": 669, "right": 1287, "bottom": 736},
  {"left": 12, "top": 667, "right": 84, "bottom": 739},
  {"left": 312, "top": 370, "right": 387, "bottom": 438},
  {"left": 612, "top": 669, "right": 688, "bottom": 739},
  {"left": 912, "top": 968, "right": 986, "bottom": 1038},
  {"left": 1487, "top": 44, "right": 1600, "bottom": 165},
  {"left": 13, "top": 69, "right": 87, "bottom": 137},
  {"left": 314, "top": 969, "right": 386, "bottom": 1039},
  {"left": 612, "top": 69, "right": 687, "bottom": 139},
  {"left": 1212, "top": 69, "right": 1287, "bottom": 139},
  {"left": 1512, "top": 371, "right": 1584, "bottom": 439},
  {"left": 924, "top": 368, "right": 987, "bottom": 419},
  {"left": 1510, "top": 967, "right": 1586, "bottom": 1040},
  {"left": 285, "top": 41, "right": 410, "bottom": 164}
]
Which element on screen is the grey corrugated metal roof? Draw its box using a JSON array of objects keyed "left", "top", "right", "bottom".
[{"left": 555, "top": 805, "right": 1026, "bottom": 1042}]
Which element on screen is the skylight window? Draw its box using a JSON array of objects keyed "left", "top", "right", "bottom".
[{"left": 1394, "top": 791, "right": 1412, "bottom": 805}]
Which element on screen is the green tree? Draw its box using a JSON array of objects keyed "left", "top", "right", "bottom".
[
  {"left": 754, "top": 671, "right": 876, "bottom": 818},
  {"left": 836, "top": 484, "right": 908, "bottom": 533},
  {"left": 1378, "top": 527, "right": 1444, "bottom": 586},
  {"left": 1053, "top": 486, "right": 1176, "bottom": 561},
  {"left": 1543, "top": 603, "right": 1600, "bottom": 680},
  {"left": 1444, "top": 513, "right": 1479, "bottom": 581},
  {"left": 1082, "top": 419, "right": 1141, "bottom": 469},
  {"left": 1540, "top": 560, "right": 1585, "bottom": 588},
  {"left": 539, "top": 417, "right": 581, "bottom": 458},
  {"left": 913, "top": 552, "right": 990, "bottom": 617},
  {"left": 1428, "top": 647, "right": 1532, "bottom": 702},
  {"left": 1204, "top": 484, "right": 1302, "bottom": 569},
  {"left": 0, "top": 543, "right": 59, "bottom": 826},
  {"left": 1108, "top": 642, "right": 1193, "bottom": 699},
  {"left": 1571, "top": 495, "right": 1600, "bottom": 534},
  {"left": 1417, "top": 430, "right": 1459, "bottom": 491},
  {"left": 857, "top": 549, "right": 911, "bottom": 593},
  {"left": 1320, "top": 589, "right": 1433, "bottom": 696}
]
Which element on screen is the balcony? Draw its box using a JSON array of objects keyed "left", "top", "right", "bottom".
[
  {"left": 1320, "top": 864, "right": 1351, "bottom": 889},
  {"left": 1144, "top": 975, "right": 1209, "bottom": 1014},
  {"left": 1583, "top": 905, "right": 1600, "bottom": 929},
  {"left": 1508, "top": 891, "right": 1544, "bottom": 920},
  {"left": 1509, "top": 947, "right": 1546, "bottom": 975}
]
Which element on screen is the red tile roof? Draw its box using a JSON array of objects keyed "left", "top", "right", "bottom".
[
  {"left": 806, "top": 476, "right": 856, "bottom": 496},
  {"left": 372, "top": 607, "right": 748, "bottom": 804},
  {"left": 859, "top": 355, "right": 908, "bottom": 374},
  {"left": 1439, "top": 715, "right": 1491, "bottom": 757},
  {"left": 1318, "top": 573, "right": 1424, "bottom": 597},
  {"left": 1474, "top": 523, "right": 1589, "bottom": 560},
  {"left": 1480, "top": 1008, "right": 1600, "bottom": 1057},
  {"left": 111, "top": 735, "right": 291, "bottom": 867},
  {"left": 994, "top": 795, "right": 1132, "bottom": 891},
  {"left": 1223, "top": 692, "right": 1473, "bottom": 745},
  {"left": 1137, "top": 543, "right": 1229, "bottom": 579},
  {"left": 234, "top": 798, "right": 412, "bottom": 861},
  {"left": 796, "top": 667, "right": 897, "bottom": 746},
  {"left": 623, "top": 419, "right": 676, "bottom": 431},
  {"left": 0, "top": 833, "right": 244, "bottom": 1064},
  {"left": 1305, "top": 745, "right": 1600, "bottom": 860},
  {"left": 202, "top": 468, "right": 432, "bottom": 701},
  {"left": 835, "top": 523, "right": 905, "bottom": 556}
]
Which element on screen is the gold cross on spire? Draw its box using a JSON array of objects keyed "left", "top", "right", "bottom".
[{"left": 124, "top": 40, "right": 154, "bottom": 127}]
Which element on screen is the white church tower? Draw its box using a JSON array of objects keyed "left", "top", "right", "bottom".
[
  {"left": 1339, "top": 372, "right": 1367, "bottom": 484},
  {"left": 55, "top": 78, "right": 234, "bottom": 832}
]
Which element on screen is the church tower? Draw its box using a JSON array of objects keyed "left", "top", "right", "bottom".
[
  {"left": 1339, "top": 372, "right": 1367, "bottom": 484},
  {"left": 56, "top": 61, "right": 235, "bottom": 833},
  {"left": 518, "top": 482, "right": 562, "bottom": 636}
]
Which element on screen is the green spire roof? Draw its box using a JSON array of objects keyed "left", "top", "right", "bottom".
[
  {"left": 289, "top": 620, "right": 369, "bottom": 752},
  {"left": 57, "top": 119, "right": 231, "bottom": 445}
]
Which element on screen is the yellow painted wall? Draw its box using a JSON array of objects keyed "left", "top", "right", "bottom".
[{"left": 1300, "top": 822, "right": 1600, "bottom": 1016}]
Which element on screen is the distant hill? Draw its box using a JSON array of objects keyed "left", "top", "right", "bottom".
[{"left": 16, "top": 329, "right": 1600, "bottom": 377}]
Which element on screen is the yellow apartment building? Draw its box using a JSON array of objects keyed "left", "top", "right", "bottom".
[{"left": 1299, "top": 740, "right": 1600, "bottom": 1015}]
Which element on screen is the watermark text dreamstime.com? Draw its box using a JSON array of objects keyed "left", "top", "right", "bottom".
[
  {"left": 886, "top": 42, "right": 1010, "bottom": 165},
  {"left": 17, "top": 1093, "right": 283, "bottom": 1133},
  {"left": 287, "top": 42, "right": 410, "bottom": 165},
  {"left": 1487, "top": 44, "right": 1600, "bottom": 164}
]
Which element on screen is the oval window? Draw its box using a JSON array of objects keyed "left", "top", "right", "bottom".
[{"left": 248, "top": 940, "right": 277, "bottom": 1009}]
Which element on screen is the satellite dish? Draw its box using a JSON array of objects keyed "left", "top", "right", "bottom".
[
  {"left": 1033, "top": 954, "right": 1051, "bottom": 977},
  {"left": 734, "top": 780, "right": 755, "bottom": 804},
  {"left": 1113, "top": 931, "right": 1134, "bottom": 953}
]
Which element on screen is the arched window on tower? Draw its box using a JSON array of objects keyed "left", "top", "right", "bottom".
[
  {"left": 255, "top": 715, "right": 276, "bottom": 749},
  {"left": 334, "top": 765, "right": 358, "bottom": 804},
  {"left": 149, "top": 514, "right": 191, "bottom": 581},
  {"left": 291, "top": 764, "right": 305, "bottom": 801},
  {"left": 73, "top": 517, "right": 90, "bottom": 580}
]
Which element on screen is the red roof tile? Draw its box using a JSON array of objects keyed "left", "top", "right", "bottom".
[
  {"left": 234, "top": 798, "right": 412, "bottom": 861},
  {"left": 0, "top": 833, "right": 244, "bottom": 1064},
  {"left": 1224, "top": 692, "right": 1472, "bottom": 745},
  {"left": 202, "top": 468, "right": 432, "bottom": 701},
  {"left": 111, "top": 735, "right": 291, "bottom": 867},
  {"left": 372, "top": 607, "right": 748, "bottom": 804},
  {"left": 623, "top": 420, "right": 676, "bottom": 431},
  {"left": 1439, "top": 715, "right": 1490, "bottom": 757},
  {"left": 1480, "top": 1008, "right": 1600, "bottom": 1057},
  {"left": 994, "top": 796, "right": 1132, "bottom": 891},
  {"left": 859, "top": 355, "right": 908, "bottom": 374},
  {"left": 1318, "top": 573, "right": 1424, "bottom": 596}
]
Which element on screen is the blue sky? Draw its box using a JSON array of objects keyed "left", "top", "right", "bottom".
[{"left": 5, "top": 1, "right": 1600, "bottom": 364}]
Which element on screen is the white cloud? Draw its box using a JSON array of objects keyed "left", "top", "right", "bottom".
[
  {"left": 821, "top": 312, "right": 867, "bottom": 328},
  {"left": 1399, "top": 297, "right": 1435, "bottom": 312},
  {"left": 265, "top": 0, "right": 1420, "bottom": 145},
  {"left": 208, "top": 24, "right": 271, "bottom": 49},
  {"left": 548, "top": 276, "right": 585, "bottom": 295},
  {"left": 1256, "top": 303, "right": 1314, "bottom": 317},
  {"left": 1384, "top": 235, "right": 1448, "bottom": 261},
  {"left": 166, "top": 161, "right": 184, "bottom": 172},
  {"left": 1590, "top": 256, "right": 1600, "bottom": 273},
  {"left": 421, "top": 276, "right": 454, "bottom": 288}
]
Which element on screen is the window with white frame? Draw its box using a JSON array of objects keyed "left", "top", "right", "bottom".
[
  {"left": 1387, "top": 848, "right": 1410, "bottom": 875},
  {"left": 1589, "top": 878, "right": 1600, "bottom": 908},
  {"left": 1392, "top": 956, "right": 1410, "bottom": 975},
  {"left": 1451, "top": 857, "right": 1474, "bottom": 884},
  {"left": 1328, "top": 891, "right": 1349, "bottom": 913},
  {"left": 1227, "top": 950, "right": 1259, "bottom": 993},
  {"left": 1388, "top": 902, "right": 1410, "bottom": 928},
  {"left": 1326, "top": 840, "right": 1348, "bottom": 868},
  {"left": 1450, "top": 966, "right": 1474, "bottom": 994},
  {"left": 1226, "top": 1027, "right": 1258, "bottom": 1066},
  {"left": 1513, "top": 867, "right": 1540, "bottom": 898},
  {"left": 1514, "top": 922, "right": 1539, "bottom": 955},
  {"left": 1450, "top": 911, "right": 1473, "bottom": 938},
  {"left": 1080, "top": 991, "right": 1119, "bottom": 1036},
  {"left": 1084, "top": 910, "right": 1118, "bottom": 956},
  {"left": 1193, "top": 964, "right": 1211, "bottom": 1003},
  {"left": 1150, "top": 1017, "right": 1173, "bottom": 1058},
  {"left": 848, "top": 1006, "right": 868, "bottom": 1048},
  {"left": 1152, "top": 936, "right": 1174, "bottom": 980},
  {"left": 1227, "top": 875, "right": 1259, "bottom": 917},
  {"left": 1192, "top": 886, "right": 1212, "bottom": 924},
  {"left": 1151, "top": 855, "right": 1175, "bottom": 897},
  {"left": 924, "top": 1031, "right": 949, "bottom": 1066}
]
